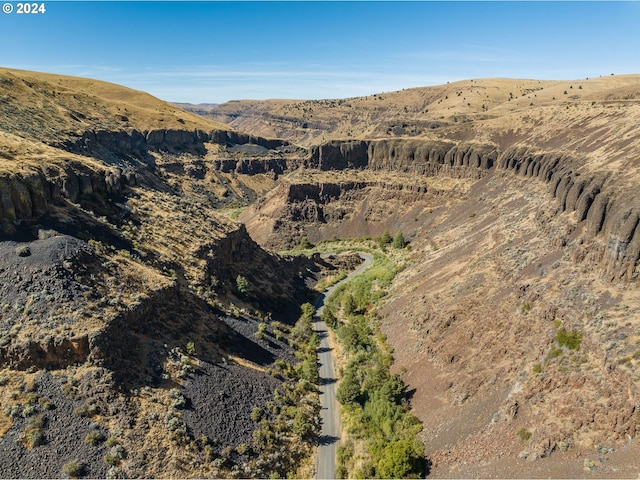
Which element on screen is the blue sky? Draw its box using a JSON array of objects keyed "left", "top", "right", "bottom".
[{"left": 1, "top": 2, "right": 639, "bottom": 103}]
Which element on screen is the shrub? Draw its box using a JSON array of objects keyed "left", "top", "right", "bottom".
[
  {"left": 556, "top": 328, "right": 582, "bottom": 350},
  {"left": 62, "top": 460, "right": 85, "bottom": 478},
  {"left": 236, "top": 275, "right": 249, "bottom": 295},
  {"left": 255, "top": 322, "right": 266, "bottom": 341},
  {"left": 84, "top": 430, "right": 105, "bottom": 447},
  {"left": 22, "top": 427, "right": 45, "bottom": 448},
  {"left": 74, "top": 403, "right": 99, "bottom": 418},
  {"left": 185, "top": 341, "right": 196, "bottom": 356},
  {"left": 22, "top": 413, "right": 46, "bottom": 448},
  {"left": 169, "top": 388, "right": 187, "bottom": 409},
  {"left": 547, "top": 347, "right": 563, "bottom": 361},
  {"left": 342, "top": 294, "right": 358, "bottom": 316},
  {"left": 106, "top": 466, "right": 125, "bottom": 479},
  {"left": 517, "top": 428, "right": 532, "bottom": 441},
  {"left": 250, "top": 407, "right": 263, "bottom": 423},
  {"left": 103, "top": 453, "right": 118, "bottom": 466},
  {"left": 299, "top": 236, "right": 314, "bottom": 249},
  {"left": 104, "top": 436, "right": 119, "bottom": 447}
]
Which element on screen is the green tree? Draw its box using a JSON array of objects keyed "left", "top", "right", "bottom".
[
  {"left": 293, "top": 409, "right": 313, "bottom": 439},
  {"left": 321, "top": 307, "right": 338, "bottom": 328},
  {"left": 236, "top": 275, "right": 249, "bottom": 295},
  {"left": 379, "top": 230, "right": 392, "bottom": 248},
  {"left": 376, "top": 439, "right": 423, "bottom": 478},
  {"left": 301, "top": 302, "right": 315, "bottom": 318},
  {"left": 392, "top": 231, "right": 406, "bottom": 249},
  {"left": 337, "top": 371, "right": 361, "bottom": 405},
  {"left": 338, "top": 324, "right": 360, "bottom": 352}
]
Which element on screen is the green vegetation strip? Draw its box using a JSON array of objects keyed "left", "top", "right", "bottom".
[{"left": 314, "top": 238, "right": 424, "bottom": 479}]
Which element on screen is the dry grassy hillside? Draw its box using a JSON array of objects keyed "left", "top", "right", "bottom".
[
  {"left": 0, "top": 68, "right": 322, "bottom": 479},
  {"left": 0, "top": 68, "right": 231, "bottom": 141},
  {"left": 183, "top": 75, "right": 640, "bottom": 151}
]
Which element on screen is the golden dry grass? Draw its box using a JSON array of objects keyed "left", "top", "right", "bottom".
[
  {"left": 205, "top": 75, "right": 640, "bottom": 157},
  {"left": 0, "top": 131, "right": 105, "bottom": 174},
  {"left": 0, "top": 67, "right": 230, "bottom": 136}
]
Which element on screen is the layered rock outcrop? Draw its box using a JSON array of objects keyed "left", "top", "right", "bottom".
[
  {"left": 59, "top": 128, "right": 291, "bottom": 163},
  {"left": 299, "top": 138, "right": 639, "bottom": 281},
  {"left": 212, "top": 158, "right": 292, "bottom": 175},
  {"left": 0, "top": 166, "right": 136, "bottom": 225},
  {"left": 499, "top": 147, "right": 640, "bottom": 281},
  {"left": 0, "top": 125, "right": 297, "bottom": 227},
  {"left": 306, "top": 139, "right": 497, "bottom": 179}
]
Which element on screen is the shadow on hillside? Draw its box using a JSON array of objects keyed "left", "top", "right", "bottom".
[{"left": 224, "top": 330, "right": 276, "bottom": 366}]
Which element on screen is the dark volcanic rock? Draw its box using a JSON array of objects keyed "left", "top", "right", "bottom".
[
  {"left": 306, "top": 139, "right": 497, "bottom": 179},
  {"left": 0, "top": 372, "right": 110, "bottom": 479},
  {"left": 181, "top": 361, "right": 281, "bottom": 453},
  {"left": 0, "top": 234, "right": 96, "bottom": 369}
]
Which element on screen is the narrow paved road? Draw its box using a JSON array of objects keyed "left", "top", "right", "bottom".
[{"left": 314, "top": 253, "right": 373, "bottom": 479}]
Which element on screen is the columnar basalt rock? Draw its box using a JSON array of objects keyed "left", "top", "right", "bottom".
[
  {"left": 498, "top": 146, "right": 640, "bottom": 280},
  {"left": 295, "top": 138, "right": 640, "bottom": 281},
  {"left": 62, "top": 128, "right": 291, "bottom": 160},
  {"left": 0, "top": 166, "right": 136, "bottom": 224},
  {"left": 0, "top": 126, "right": 291, "bottom": 226},
  {"left": 307, "top": 139, "right": 497, "bottom": 177},
  {"left": 307, "top": 140, "right": 369, "bottom": 170}
]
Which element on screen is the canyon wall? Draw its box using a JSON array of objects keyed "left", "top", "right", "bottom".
[
  {"left": 499, "top": 146, "right": 640, "bottom": 281},
  {"left": 298, "top": 138, "right": 639, "bottom": 281},
  {"left": 0, "top": 164, "right": 136, "bottom": 225},
  {"left": 6, "top": 130, "right": 636, "bottom": 282},
  {"left": 307, "top": 139, "right": 496, "bottom": 178},
  {"left": 0, "top": 127, "right": 298, "bottom": 226},
  {"left": 58, "top": 128, "right": 291, "bottom": 162}
]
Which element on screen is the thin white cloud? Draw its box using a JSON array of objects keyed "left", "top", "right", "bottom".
[
  {"left": 393, "top": 49, "right": 518, "bottom": 64},
  {"left": 38, "top": 64, "right": 449, "bottom": 102}
]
